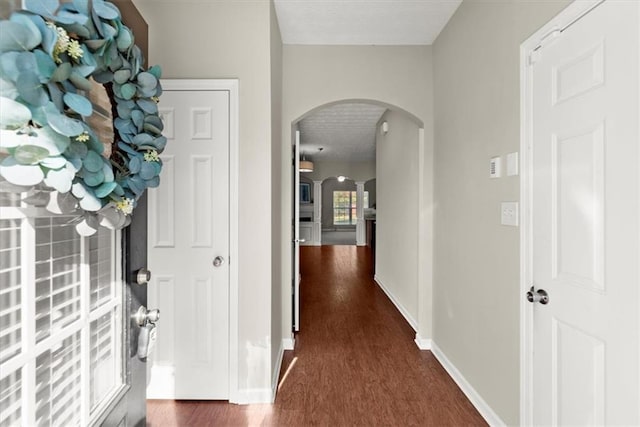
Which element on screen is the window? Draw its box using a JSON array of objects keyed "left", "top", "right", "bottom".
[
  {"left": 333, "top": 191, "right": 369, "bottom": 225},
  {"left": 0, "top": 208, "right": 124, "bottom": 426}
]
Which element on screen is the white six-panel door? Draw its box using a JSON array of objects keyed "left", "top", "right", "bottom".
[
  {"left": 524, "top": 1, "right": 640, "bottom": 424},
  {"left": 147, "top": 85, "right": 231, "bottom": 399}
]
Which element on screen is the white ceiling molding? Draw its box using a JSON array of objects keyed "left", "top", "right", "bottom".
[
  {"left": 299, "top": 103, "right": 386, "bottom": 162},
  {"left": 274, "top": 0, "right": 462, "bottom": 45}
]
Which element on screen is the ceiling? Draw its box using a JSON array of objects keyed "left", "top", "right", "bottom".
[
  {"left": 274, "top": 0, "right": 462, "bottom": 45},
  {"left": 299, "top": 103, "right": 386, "bottom": 163}
]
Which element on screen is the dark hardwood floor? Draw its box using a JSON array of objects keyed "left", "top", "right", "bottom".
[{"left": 147, "top": 245, "right": 486, "bottom": 426}]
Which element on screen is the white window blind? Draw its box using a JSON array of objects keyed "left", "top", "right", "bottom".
[{"left": 0, "top": 208, "right": 124, "bottom": 426}]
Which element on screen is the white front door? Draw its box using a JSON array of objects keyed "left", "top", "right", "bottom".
[
  {"left": 525, "top": 1, "right": 640, "bottom": 425},
  {"left": 147, "top": 82, "right": 230, "bottom": 399}
]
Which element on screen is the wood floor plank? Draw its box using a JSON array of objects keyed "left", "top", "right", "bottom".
[{"left": 147, "top": 246, "right": 487, "bottom": 426}]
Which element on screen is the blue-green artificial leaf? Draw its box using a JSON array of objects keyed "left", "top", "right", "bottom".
[
  {"left": 46, "top": 82, "right": 63, "bottom": 110},
  {"left": 129, "top": 156, "right": 141, "bottom": 174},
  {"left": 136, "top": 99, "right": 157, "bottom": 114},
  {"left": 114, "top": 117, "right": 130, "bottom": 132},
  {"left": 24, "top": 0, "right": 59, "bottom": 19},
  {"left": 132, "top": 133, "right": 152, "bottom": 146},
  {"left": 127, "top": 175, "right": 144, "bottom": 195},
  {"left": 79, "top": 191, "right": 102, "bottom": 211},
  {"left": 71, "top": 181, "right": 88, "bottom": 197},
  {"left": 34, "top": 50, "right": 56, "bottom": 81},
  {"left": 75, "top": 216, "right": 98, "bottom": 235},
  {"left": 83, "top": 169, "right": 104, "bottom": 186},
  {"left": 95, "top": 180, "right": 116, "bottom": 197},
  {"left": 0, "top": 156, "right": 44, "bottom": 185},
  {"left": 93, "top": 0, "right": 120, "bottom": 20},
  {"left": 102, "top": 162, "right": 114, "bottom": 182},
  {"left": 144, "top": 114, "right": 163, "bottom": 130},
  {"left": 101, "top": 22, "right": 118, "bottom": 40},
  {"left": 56, "top": 9, "right": 89, "bottom": 25},
  {"left": 83, "top": 150, "right": 103, "bottom": 172},
  {"left": 113, "top": 183, "right": 124, "bottom": 196},
  {"left": 139, "top": 161, "right": 155, "bottom": 180},
  {"left": 143, "top": 123, "right": 162, "bottom": 136},
  {"left": 40, "top": 156, "right": 67, "bottom": 169},
  {"left": 72, "top": 0, "right": 90, "bottom": 15},
  {"left": 84, "top": 38, "right": 107, "bottom": 51},
  {"left": 69, "top": 157, "right": 82, "bottom": 170},
  {"left": 0, "top": 97, "right": 32, "bottom": 129},
  {"left": 113, "top": 69, "right": 130, "bottom": 84},
  {"left": 116, "top": 103, "right": 132, "bottom": 119},
  {"left": 17, "top": 71, "right": 47, "bottom": 106},
  {"left": 35, "top": 125, "right": 70, "bottom": 155},
  {"left": 151, "top": 161, "right": 161, "bottom": 174},
  {"left": 30, "top": 15, "right": 57, "bottom": 56},
  {"left": 147, "top": 65, "right": 162, "bottom": 79},
  {"left": 153, "top": 136, "right": 167, "bottom": 151},
  {"left": 146, "top": 175, "right": 160, "bottom": 188},
  {"left": 63, "top": 92, "right": 93, "bottom": 116},
  {"left": 16, "top": 51, "right": 37, "bottom": 73},
  {"left": 86, "top": 135, "right": 104, "bottom": 155},
  {"left": 69, "top": 71, "right": 93, "bottom": 91},
  {"left": 0, "top": 77, "right": 18, "bottom": 99},
  {"left": 66, "top": 140, "right": 88, "bottom": 158},
  {"left": 14, "top": 145, "right": 49, "bottom": 165},
  {"left": 116, "top": 28, "right": 132, "bottom": 51},
  {"left": 92, "top": 69, "right": 113, "bottom": 84},
  {"left": 131, "top": 109, "right": 143, "bottom": 131},
  {"left": 46, "top": 109, "right": 84, "bottom": 136},
  {"left": 120, "top": 83, "right": 135, "bottom": 100},
  {"left": 136, "top": 72, "right": 156, "bottom": 89},
  {"left": 117, "top": 141, "right": 138, "bottom": 156},
  {"left": 44, "top": 166, "right": 73, "bottom": 192},
  {"left": 136, "top": 85, "right": 156, "bottom": 98},
  {"left": 51, "top": 62, "right": 72, "bottom": 82},
  {"left": 0, "top": 52, "right": 20, "bottom": 80},
  {"left": 0, "top": 21, "right": 41, "bottom": 53},
  {"left": 0, "top": 129, "right": 32, "bottom": 148},
  {"left": 80, "top": 45, "right": 96, "bottom": 67}
]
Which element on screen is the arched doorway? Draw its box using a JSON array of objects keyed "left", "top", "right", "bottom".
[{"left": 288, "top": 99, "right": 432, "bottom": 350}]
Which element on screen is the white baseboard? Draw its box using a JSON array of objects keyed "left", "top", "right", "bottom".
[
  {"left": 431, "top": 342, "right": 506, "bottom": 427},
  {"left": 235, "top": 388, "right": 273, "bottom": 404},
  {"left": 414, "top": 334, "right": 432, "bottom": 350},
  {"left": 373, "top": 275, "right": 417, "bottom": 331},
  {"left": 146, "top": 364, "right": 175, "bottom": 399},
  {"left": 282, "top": 337, "right": 295, "bottom": 350},
  {"left": 270, "top": 341, "right": 285, "bottom": 403}
]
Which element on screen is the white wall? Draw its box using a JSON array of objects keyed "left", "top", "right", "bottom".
[
  {"left": 304, "top": 159, "right": 375, "bottom": 183},
  {"left": 432, "top": 0, "right": 571, "bottom": 424},
  {"left": 282, "top": 45, "right": 434, "bottom": 342},
  {"left": 134, "top": 0, "right": 275, "bottom": 398},
  {"left": 375, "top": 110, "right": 419, "bottom": 326},
  {"left": 269, "top": 0, "right": 284, "bottom": 394}
]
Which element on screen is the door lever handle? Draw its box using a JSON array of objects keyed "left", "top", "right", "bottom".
[{"left": 526, "top": 286, "right": 549, "bottom": 305}]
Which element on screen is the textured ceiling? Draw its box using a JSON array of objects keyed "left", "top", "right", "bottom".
[
  {"left": 299, "top": 103, "right": 386, "bottom": 163},
  {"left": 274, "top": 0, "right": 462, "bottom": 45}
]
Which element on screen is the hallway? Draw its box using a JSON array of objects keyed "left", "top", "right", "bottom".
[{"left": 147, "top": 246, "right": 485, "bottom": 426}]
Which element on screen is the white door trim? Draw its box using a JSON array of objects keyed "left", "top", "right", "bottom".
[
  {"left": 519, "top": 2, "right": 603, "bottom": 424},
  {"left": 159, "top": 79, "right": 240, "bottom": 403}
]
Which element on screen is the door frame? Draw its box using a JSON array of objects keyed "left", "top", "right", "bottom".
[
  {"left": 519, "top": 1, "right": 605, "bottom": 424},
  {"left": 159, "top": 79, "right": 240, "bottom": 402}
]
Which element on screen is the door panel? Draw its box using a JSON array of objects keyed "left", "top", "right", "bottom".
[
  {"left": 148, "top": 86, "right": 230, "bottom": 399},
  {"left": 529, "top": 1, "right": 640, "bottom": 424}
]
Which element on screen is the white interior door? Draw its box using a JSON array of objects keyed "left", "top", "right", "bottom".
[
  {"left": 293, "top": 130, "right": 301, "bottom": 332},
  {"left": 147, "top": 84, "right": 230, "bottom": 399},
  {"left": 525, "top": 1, "right": 640, "bottom": 425}
]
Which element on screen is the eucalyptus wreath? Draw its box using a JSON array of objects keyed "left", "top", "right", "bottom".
[{"left": 0, "top": 0, "right": 165, "bottom": 235}]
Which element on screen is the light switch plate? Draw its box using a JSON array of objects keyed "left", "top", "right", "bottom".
[
  {"left": 490, "top": 156, "right": 501, "bottom": 178},
  {"left": 507, "top": 152, "right": 519, "bottom": 176},
  {"left": 501, "top": 202, "right": 519, "bottom": 226}
]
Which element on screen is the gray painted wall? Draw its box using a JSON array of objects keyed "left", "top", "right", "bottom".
[
  {"left": 432, "top": 1, "right": 572, "bottom": 424},
  {"left": 134, "top": 0, "right": 276, "bottom": 395},
  {"left": 375, "top": 110, "right": 419, "bottom": 324}
]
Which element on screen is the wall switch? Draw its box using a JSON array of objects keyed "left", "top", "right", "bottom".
[
  {"left": 507, "top": 152, "right": 519, "bottom": 176},
  {"left": 490, "top": 156, "right": 501, "bottom": 178},
  {"left": 501, "top": 202, "right": 519, "bottom": 226}
]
